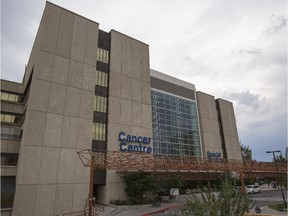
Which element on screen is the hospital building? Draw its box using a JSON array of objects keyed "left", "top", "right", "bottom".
[{"left": 1, "top": 2, "right": 241, "bottom": 215}]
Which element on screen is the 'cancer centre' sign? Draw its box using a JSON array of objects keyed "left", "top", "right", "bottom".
[{"left": 118, "top": 132, "right": 152, "bottom": 153}]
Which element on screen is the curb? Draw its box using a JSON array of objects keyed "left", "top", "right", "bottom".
[{"left": 141, "top": 205, "right": 184, "bottom": 216}]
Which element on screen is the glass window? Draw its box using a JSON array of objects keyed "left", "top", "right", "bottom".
[
  {"left": 151, "top": 89, "right": 202, "bottom": 157},
  {"left": 1, "top": 127, "right": 21, "bottom": 140},
  {"left": 1, "top": 176, "right": 16, "bottom": 208},
  {"left": 94, "top": 96, "right": 107, "bottom": 113},
  {"left": 0, "top": 113, "right": 22, "bottom": 124},
  {"left": 96, "top": 71, "right": 108, "bottom": 87},
  {"left": 93, "top": 123, "right": 106, "bottom": 141},
  {"left": 1, "top": 153, "right": 18, "bottom": 166},
  {"left": 97, "top": 48, "right": 109, "bottom": 64},
  {"left": 0, "top": 92, "right": 23, "bottom": 103}
]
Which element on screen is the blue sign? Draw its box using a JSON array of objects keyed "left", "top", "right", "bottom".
[
  {"left": 207, "top": 151, "right": 221, "bottom": 158},
  {"left": 118, "top": 132, "right": 152, "bottom": 153}
]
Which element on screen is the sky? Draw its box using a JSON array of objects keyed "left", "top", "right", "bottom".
[{"left": 1, "top": 0, "right": 287, "bottom": 161}]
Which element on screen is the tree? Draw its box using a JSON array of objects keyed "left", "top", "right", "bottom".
[
  {"left": 123, "top": 173, "right": 158, "bottom": 204},
  {"left": 158, "top": 175, "right": 182, "bottom": 195},
  {"left": 240, "top": 143, "right": 252, "bottom": 160},
  {"left": 184, "top": 173, "right": 252, "bottom": 216},
  {"left": 274, "top": 153, "right": 287, "bottom": 163}
]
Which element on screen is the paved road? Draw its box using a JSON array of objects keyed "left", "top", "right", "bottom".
[
  {"left": 105, "top": 186, "right": 287, "bottom": 215},
  {"left": 249, "top": 189, "right": 287, "bottom": 208}
]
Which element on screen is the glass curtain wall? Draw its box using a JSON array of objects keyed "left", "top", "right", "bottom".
[{"left": 151, "top": 89, "right": 202, "bottom": 157}]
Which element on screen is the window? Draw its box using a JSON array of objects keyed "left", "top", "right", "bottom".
[
  {"left": 1, "top": 127, "right": 21, "bottom": 140},
  {"left": 0, "top": 92, "right": 24, "bottom": 103},
  {"left": 0, "top": 113, "right": 22, "bottom": 124},
  {"left": 97, "top": 48, "right": 109, "bottom": 64},
  {"left": 1, "top": 153, "right": 18, "bottom": 166},
  {"left": 1, "top": 176, "right": 16, "bottom": 208},
  {"left": 96, "top": 71, "right": 108, "bottom": 87},
  {"left": 151, "top": 89, "right": 202, "bottom": 157},
  {"left": 93, "top": 123, "right": 106, "bottom": 141},
  {"left": 94, "top": 96, "right": 107, "bottom": 113}
]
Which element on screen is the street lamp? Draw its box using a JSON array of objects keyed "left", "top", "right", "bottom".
[{"left": 266, "top": 150, "right": 286, "bottom": 205}]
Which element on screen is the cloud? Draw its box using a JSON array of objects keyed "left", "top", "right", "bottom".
[
  {"left": 232, "top": 48, "right": 262, "bottom": 55},
  {"left": 227, "top": 91, "right": 261, "bottom": 110},
  {"left": 265, "top": 14, "right": 287, "bottom": 34}
]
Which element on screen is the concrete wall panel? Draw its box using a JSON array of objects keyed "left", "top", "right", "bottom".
[
  {"left": 29, "top": 79, "right": 51, "bottom": 112},
  {"left": 53, "top": 184, "right": 74, "bottom": 215},
  {"left": 1, "top": 140, "right": 20, "bottom": 153},
  {"left": 131, "top": 79, "right": 142, "bottom": 102},
  {"left": 68, "top": 60, "right": 83, "bottom": 88},
  {"left": 108, "top": 96, "right": 121, "bottom": 123},
  {"left": 57, "top": 149, "right": 76, "bottom": 183},
  {"left": 38, "top": 147, "right": 60, "bottom": 184},
  {"left": 121, "top": 76, "right": 132, "bottom": 100},
  {"left": 34, "top": 184, "right": 56, "bottom": 216},
  {"left": 72, "top": 183, "right": 89, "bottom": 212},
  {"left": 79, "top": 90, "right": 94, "bottom": 119},
  {"left": 36, "top": 3, "right": 60, "bottom": 54},
  {"left": 142, "top": 82, "right": 151, "bottom": 105},
  {"left": 48, "top": 82, "right": 66, "bottom": 114},
  {"left": 109, "top": 72, "right": 121, "bottom": 98},
  {"left": 82, "top": 64, "right": 96, "bottom": 91},
  {"left": 142, "top": 104, "right": 152, "bottom": 129},
  {"left": 77, "top": 118, "right": 93, "bottom": 150},
  {"left": 71, "top": 16, "right": 86, "bottom": 62},
  {"left": 34, "top": 51, "right": 54, "bottom": 81},
  {"left": 52, "top": 55, "right": 69, "bottom": 85},
  {"left": 22, "top": 111, "right": 46, "bottom": 147},
  {"left": 132, "top": 101, "right": 142, "bottom": 127},
  {"left": 43, "top": 113, "right": 63, "bottom": 147},
  {"left": 1, "top": 167, "right": 17, "bottom": 176},
  {"left": 1, "top": 103, "right": 23, "bottom": 114},
  {"left": 120, "top": 99, "right": 132, "bottom": 125},
  {"left": 56, "top": 11, "right": 75, "bottom": 58},
  {"left": 74, "top": 153, "right": 90, "bottom": 183},
  {"left": 84, "top": 21, "right": 99, "bottom": 66},
  {"left": 106, "top": 123, "right": 121, "bottom": 151},
  {"left": 12, "top": 185, "right": 37, "bottom": 216},
  {"left": 64, "top": 87, "right": 81, "bottom": 117},
  {"left": 61, "top": 116, "right": 78, "bottom": 149},
  {"left": 109, "top": 31, "right": 121, "bottom": 73},
  {"left": 17, "top": 146, "right": 42, "bottom": 184}
]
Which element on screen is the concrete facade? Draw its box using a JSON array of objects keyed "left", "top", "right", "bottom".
[
  {"left": 1, "top": 2, "right": 242, "bottom": 215},
  {"left": 216, "top": 99, "right": 242, "bottom": 160},
  {"left": 11, "top": 3, "right": 97, "bottom": 216},
  {"left": 102, "top": 30, "right": 152, "bottom": 204},
  {"left": 196, "top": 91, "right": 223, "bottom": 159}
]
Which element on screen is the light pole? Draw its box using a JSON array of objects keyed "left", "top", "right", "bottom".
[{"left": 266, "top": 150, "right": 286, "bottom": 205}]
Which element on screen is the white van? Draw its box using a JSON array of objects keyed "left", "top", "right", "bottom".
[{"left": 246, "top": 185, "right": 261, "bottom": 194}]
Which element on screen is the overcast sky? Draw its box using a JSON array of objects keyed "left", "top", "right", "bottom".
[{"left": 1, "top": 0, "right": 287, "bottom": 161}]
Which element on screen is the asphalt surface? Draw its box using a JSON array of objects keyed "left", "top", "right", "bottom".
[{"left": 104, "top": 185, "right": 287, "bottom": 216}]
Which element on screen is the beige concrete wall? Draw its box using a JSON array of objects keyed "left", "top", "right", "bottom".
[
  {"left": 217, "top": 99, "right": 242, "bottom": 160},
  {"left": 103, "top": 30, "right": 152, "bottom": 204},
  {"left": 196, "top": 92, "right": 223, "bottom": 159},
  {"left": 12, "top": 3, "right": 98, "bottom": 216}
]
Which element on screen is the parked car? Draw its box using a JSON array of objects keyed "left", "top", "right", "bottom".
[{"left": 246, "top": 185, "right": 261, "bottom": 194}]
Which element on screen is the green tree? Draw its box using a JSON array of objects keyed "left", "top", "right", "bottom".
[
  {"left": 240, "top": 143, "right": 252, "bottom": 160},
  {"left": 123, "top": 173, "right": 158, "bottom": 204},
  {"left": 184, "top": 173, "right": 252, "bottom": 216},
  {"left": 274, "top": 153, "right": 287, "bottom": 163}
]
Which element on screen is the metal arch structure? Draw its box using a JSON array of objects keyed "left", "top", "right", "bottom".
[
  {"left": 78, "top": 149, "right": 287, "bottom": 216},
  {"left": 77, "top": 149, "right": 287, "bottom": 178}
]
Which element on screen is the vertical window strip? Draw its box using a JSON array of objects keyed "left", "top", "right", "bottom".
[
  {"left": 93, "top": 122, "right": 106, "bottom": 141},
  {"left": 97, "top": 48, "right": 109, "bottom": 64}
]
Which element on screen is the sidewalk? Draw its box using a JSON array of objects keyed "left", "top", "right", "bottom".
[{"left": 104, "top": 185, "right": 287, "bottom": 216}]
